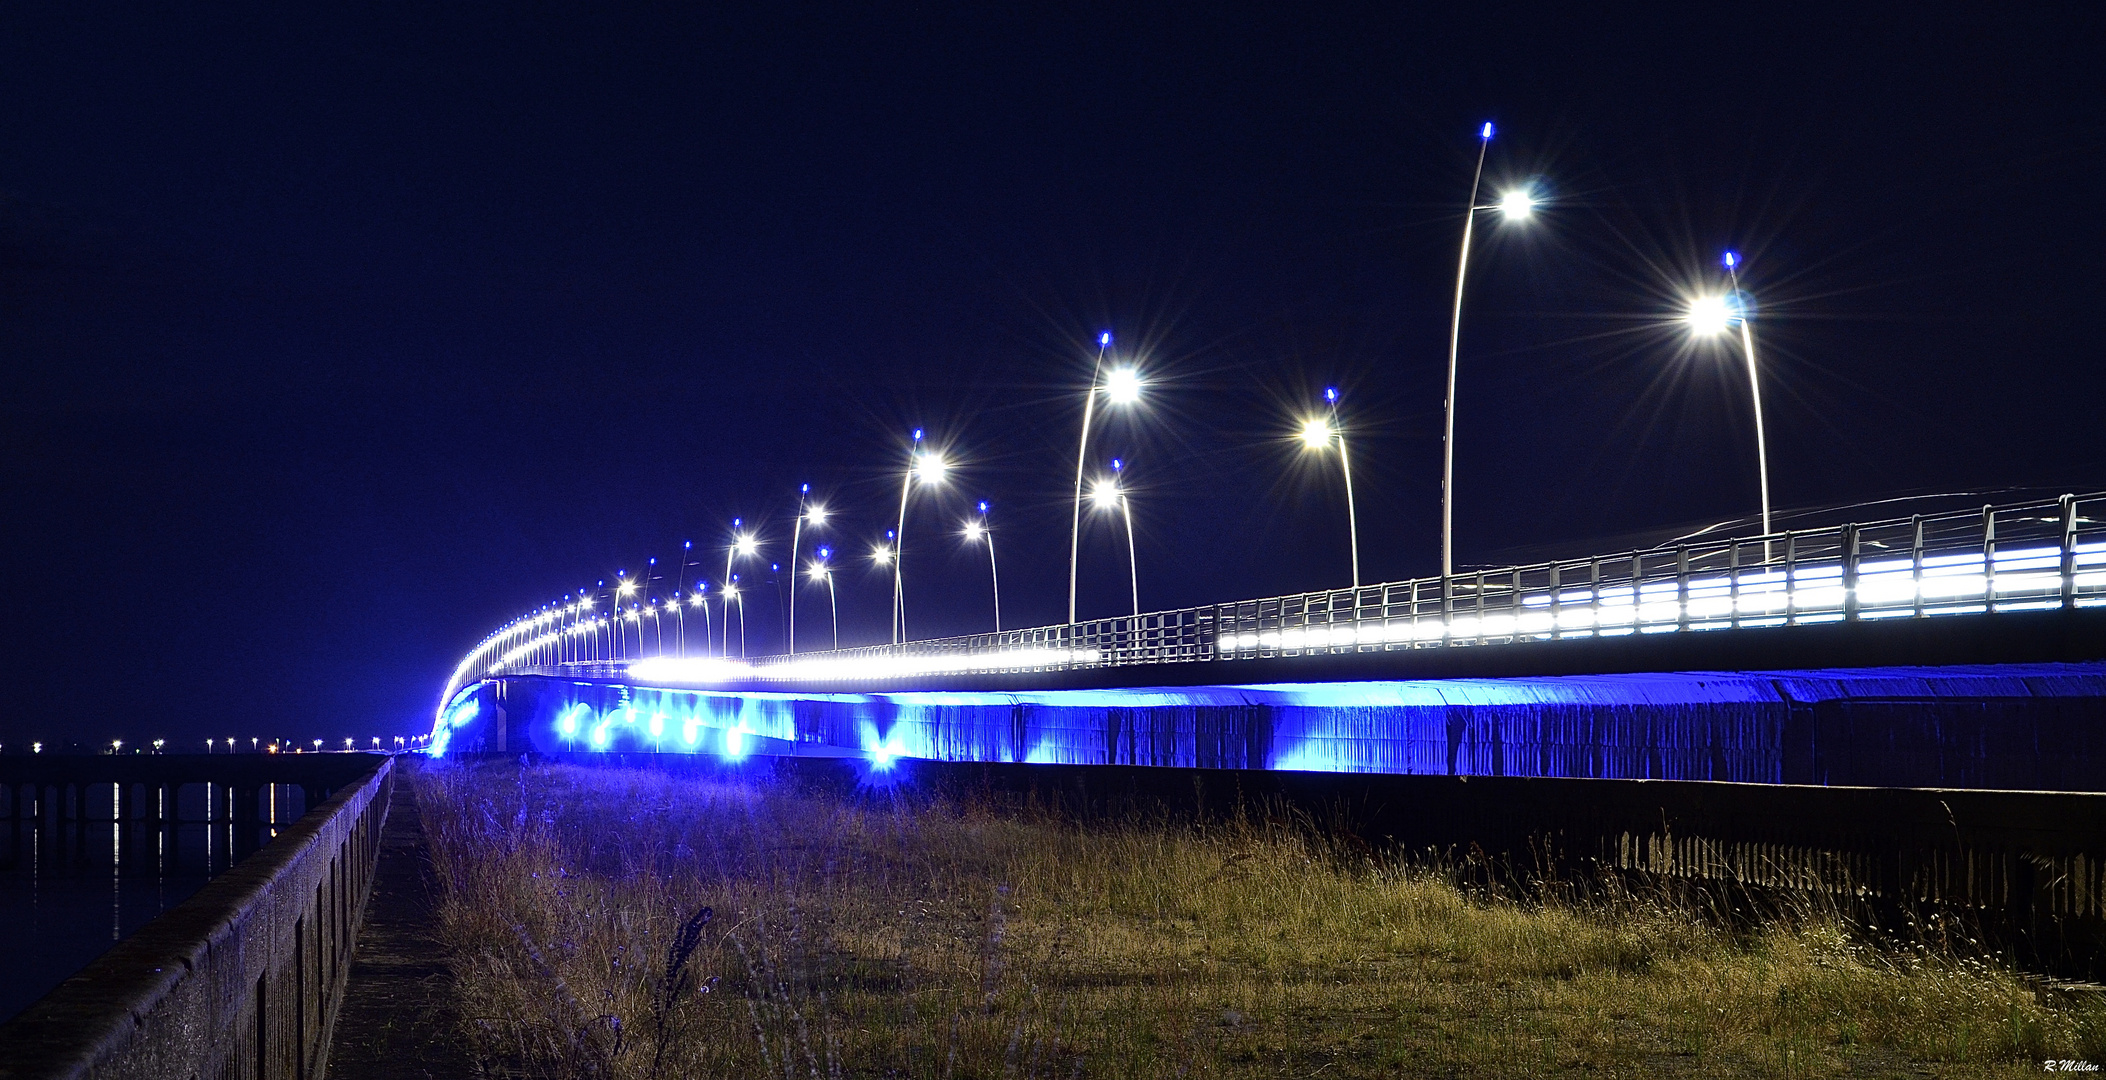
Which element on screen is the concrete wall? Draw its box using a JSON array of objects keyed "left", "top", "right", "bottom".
[
  {"left": 0, "top": 756, "right": 393, "bottom": 1080},
  {"left": 475, "top": 662, "right": 2106, "bottom": 791}
]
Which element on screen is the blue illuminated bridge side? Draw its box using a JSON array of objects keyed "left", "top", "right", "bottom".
[{"left": 432, "top": 492, "right": 2106, "bottom": 791}]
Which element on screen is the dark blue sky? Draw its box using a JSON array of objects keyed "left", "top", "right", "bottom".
[{"left": 3, "top": 4, "right": 2101, "bottom": 748}]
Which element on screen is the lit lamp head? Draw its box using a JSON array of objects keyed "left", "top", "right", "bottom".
[
  {"left": 1497, "top": 189, "right": 1535, "bottom": 219},
  {"left": 734, "top": 534, "right": 759, "bottom": 558},
  {"left": 1103, "top": 367, "right": 1142, "bottom": 405},
  {"left": 1091, "top": 476, "right": 1122, "bottom": 509},
  {"left": 913, "top": 452, "right": 948, "bottom": 484},
  {"left": 963, "top": 520, "right": 984, "bottom": 542},
  {"left": 872, "top": 544, "right": 893, "bottom": 565},
  {"left": 805, "top": 504, "right": 828, "bottom": 526},
  {"left": 1685, "top": 294, "right": 1737, "bottom": 337},
  {"left": 617, "top": 578, "right": 637, "bottom": 596},
  {"left": 1299, "top": 417, "right": 1334, "bottom": 450}
]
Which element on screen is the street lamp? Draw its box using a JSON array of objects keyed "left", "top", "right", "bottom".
[
  {"left": 688, "top": 586, "right": 713, "bottom": 661},
  {"left": 644, "top": 557, "right": 660, "bottom": 652},
  {"left": 615, "top": 574, "right": 638, "bottom": 659},
  {"left": 1685, "top": 250, "right": 1773, "bottom": 547},
  {"left": 1092, "top": 460, "right": 1140, "bottom": 616},
  {"left": 963, "top": 501, "right": 1002, "bottom": 632},
  {"left": 892, "top": 430, "right": 947, "bottom": 645},
  {"left": 674, "top": 540, "right": 693, "bottom": 655},
  {"left": 1298, "top": 387, "right": 1362, "bottom": 589},
  {"left": 1442, "top": 121, "right": 1538, "bottom": 582},
  {"left": 788, "top": 486, "right": 826, "bottom": 654},
  {"left": 1069, "top": 331, "right": 1145, "bottom": 626},
  {"left": 723, "top": 520, "right": 756, "bottom": 655},
  {"left": 809, "top": 547, "right": 839, "bottom": 650}
]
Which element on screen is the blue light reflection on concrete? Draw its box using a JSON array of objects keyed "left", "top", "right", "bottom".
[{"left": 435, "top": 663, "right": 2106, "bottom": 789}]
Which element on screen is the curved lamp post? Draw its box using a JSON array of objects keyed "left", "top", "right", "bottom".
[
  {"left": 1685, "top": 250, "right": 1773, "bottom": 551},
  {"left": 723, "top": 521, "right": 757, "bottom": 655},
  {"left": 615, "top": 574, "right": 638, "bottom": 658},
  {"left": 892, "top": 431, "right": 947, "bottom": 645},
  {"left": 964, "top": 501, "right": 1002, "bottom": 632},
  {"left": 1069, "top": 332, "right": 1143, "bottom": 626},
  {"left": 788, "top": 486, "right": 827, "bottom": 654},
  {"left": 808, "top": 547, "right": 839, "bottom": 650},
  {"left": 1442, "top": 121, "right": 1537, "bottom": 583},
  {"left": 1298, "top": 386, "right": 1361, "bottom": 589},
  {"left": 690, "top": 585, "right": 712, "bottom": 659},
  {"left": 1092, "top": 459, "right": 1140, "bottom": 616},
  {"left": 674, "top": 540, "right": 692, "bottom": 654},
  {"left": 724, "top": 581, "right": 746, "bottom": 657}
]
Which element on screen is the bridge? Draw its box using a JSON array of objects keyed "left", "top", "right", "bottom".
[
  {"left": 425, "top": 490, "right": 2106, "bottom": 980},
  {"left": 431, "top": 491, "right": 2106, "bottom": 782}
]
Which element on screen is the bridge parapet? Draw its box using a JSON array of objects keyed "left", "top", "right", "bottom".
[
  {"left": 0, "top": 755, "right": 392, "bottom": 1080},
  {"left": 453, "top": 492, "right": 2105, "bottom": 702}
]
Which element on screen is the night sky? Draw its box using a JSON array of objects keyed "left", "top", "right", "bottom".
[{"left": 3, "top": 5, "right": 2101, "bottom": 750}]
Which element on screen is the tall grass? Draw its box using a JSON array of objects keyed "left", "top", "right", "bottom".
[{"left": 415, "top": 759, "right": 2104, "bottom": 1078}]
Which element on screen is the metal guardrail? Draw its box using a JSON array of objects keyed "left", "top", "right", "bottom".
[{"left": 468, "top": 492, "right": 2106, "bottom": 690}]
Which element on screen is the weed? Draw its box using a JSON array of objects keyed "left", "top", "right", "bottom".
[{"left": 416, "top": 760, "right": 2105, "bottom": 1078}]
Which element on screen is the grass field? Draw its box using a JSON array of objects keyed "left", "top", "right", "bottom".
[{"left": 414, "top": 759, "right": 2104, "bottom": 1078}]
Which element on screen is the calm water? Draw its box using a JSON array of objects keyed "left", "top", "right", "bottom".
[{"left": 0, "top": 782, "right": 305, "bottom": 1022}]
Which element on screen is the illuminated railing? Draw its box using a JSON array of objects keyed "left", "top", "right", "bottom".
[{"left": 468, "top": 492, "right": 2106, "bottom": 693}]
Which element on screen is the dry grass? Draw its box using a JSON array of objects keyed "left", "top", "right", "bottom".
[{"left": 415, "top": 759, "right": 2104, "bottom": 1078}]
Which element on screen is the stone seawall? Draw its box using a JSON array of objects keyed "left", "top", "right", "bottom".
[{"left": 0, "top": 755, "right": 393, "bottom": 1080}]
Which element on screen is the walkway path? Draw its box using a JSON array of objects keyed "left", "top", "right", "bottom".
[{"left": 325, "top": 765, "right": 474, "bottom": 1080}]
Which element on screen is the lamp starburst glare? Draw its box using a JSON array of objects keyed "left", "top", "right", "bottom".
[
  {"left": 1686, "top": 294, "right": 1735, "bottom": 336},
  {"left": 1103, "top": 367, "right": 1142, "bottom": 404}
]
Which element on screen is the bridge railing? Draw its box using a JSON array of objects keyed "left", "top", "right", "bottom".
[{"left": 498, "top": 492, "right": 2104, "bottom": 687}]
